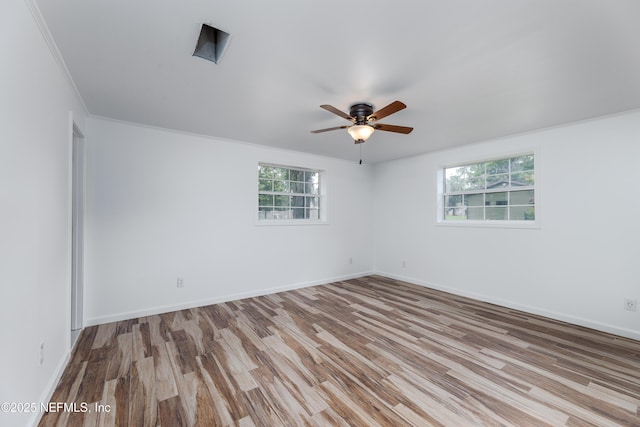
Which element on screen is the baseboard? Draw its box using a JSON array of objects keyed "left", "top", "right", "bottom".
[
  {"left": 28, "top": 348, "right": 72, "bottom": 427},
  {"left": 85, "top": 271, "right": 374, "bottom": 326},
  {"left": 376, "top": 271, "right": 640, "bottom": 342}
]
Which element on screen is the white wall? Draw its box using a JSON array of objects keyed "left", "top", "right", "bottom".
[
  {"left": 373, "top": 109, "right": 640, "bottom": 340},
  {"left": 0, "top": 0, "right": 87, "bottom": 425},
  {"left": 84, "top": 118, "right": 374, "bottom": 324}
]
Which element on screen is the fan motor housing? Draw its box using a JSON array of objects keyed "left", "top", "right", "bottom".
[{"left": 350, "top": 103, "right": 374, "bottom": 124}]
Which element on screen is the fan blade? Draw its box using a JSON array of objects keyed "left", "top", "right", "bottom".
[
  {"left": 310, "top": 125, "right": 349, "bottom": 134},
  {"left": 320, "top": 105, "right": 353, "bottom": 121},
  {"left": 368, "top": 101, "right": 406, "bottom": 121},
  {"left": 373, "top": 123, "right": 414, "bottom": 134}
]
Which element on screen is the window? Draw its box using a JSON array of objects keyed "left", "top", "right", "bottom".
[
  {"left": 258, "top": 164, "right": 321, "bottom": 221},
  {"left": 442, "top": 154, "right": 535, "bottom": 222}
]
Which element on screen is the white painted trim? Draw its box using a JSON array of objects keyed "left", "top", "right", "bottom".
[
  {"left": 28, "top": 326, "right": 86, "bottom": 426},
  {"left": 375, "top": 271, "right": 640, "bottom": 342},
  {"left": 434, "top": 220, "right": 540, "bottom": 230},
  {"left": 65, "top": 113, "right": 74, "bottom": 352},
  {"left": 70, "top": 119, "right": 86, "bottom": 333},
  {"left": 436, "top": 148, "right": 541, "bottom": 228},
  {"left": 89, "top": 114, "right": 370, "bottom": 167},
  {"left": 84, "top": 271, "right": 374, "bottom": 326},
  {"left": 255, "top": 220, "right": 329, "bottom": 227},
  {"left": 23, "top": 0, "right": 89, "bottom": 114},
  {"left": 255, "top": 164, "right": 328, "bottom": 225},
  {"left": 28, "top": 350, "right": 71, "bottom": 427},
  {"left": 415, "top": 106, "right": 640, "bottom": 160}
]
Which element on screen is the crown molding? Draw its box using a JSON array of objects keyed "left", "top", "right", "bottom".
[{"left": 23, "top": 0, "right": 89, "bottom": 114}]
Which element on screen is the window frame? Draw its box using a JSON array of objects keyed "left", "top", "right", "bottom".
[
  {"left": 256, "top": 163, "right": 327, "bottom": 226},
  {"left": 437, "top": 151, "right": 540, "bottom": 229}
]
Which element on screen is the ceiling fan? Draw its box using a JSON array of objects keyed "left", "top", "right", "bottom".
[{"left": 311, "top": 100, "right": 413, "bottom": 144}]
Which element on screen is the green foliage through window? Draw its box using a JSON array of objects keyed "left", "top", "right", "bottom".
[
  {"left": 258, "top": 164, "right": 321, "bottom": 220},
  {"left": 443, "top": 154, "right": 535, "bottom": 221}
]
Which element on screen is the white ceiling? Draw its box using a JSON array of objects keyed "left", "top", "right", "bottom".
[{"left": 36, "top": 0, "right": 640, "bottom": 163}]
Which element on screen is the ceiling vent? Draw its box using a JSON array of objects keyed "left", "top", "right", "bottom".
[{"left": 193, "top": 23, "right": 231, "bottom": 64}]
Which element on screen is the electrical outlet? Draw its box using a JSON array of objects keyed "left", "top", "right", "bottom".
[
  {"left": 40, "top": 342, "right": 44, "bottom": 366},
  {"left": 177, "top": 277, "right": 184, "bottom": 288},
  {"left": 624, "top": 298, "right": 637, "bottom": 311},
  {"left": 349, "top": 257, "right": 353, "bottom": 265},
  {"left": 402, "top": 261, "right": 406, "bottom": 268}
]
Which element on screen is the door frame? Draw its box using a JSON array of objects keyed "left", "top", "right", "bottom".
[{"left": 70, "top": 118, "right": 85, "bottom": 343}]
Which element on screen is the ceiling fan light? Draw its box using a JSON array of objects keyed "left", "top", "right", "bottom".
[{"left": 347, "top": 125, "right": 374, "bottom": 142}]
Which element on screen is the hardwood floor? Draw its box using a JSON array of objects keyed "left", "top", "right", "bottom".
[{"left": 40, "top": 276, "right": 640, "bottom": 426}]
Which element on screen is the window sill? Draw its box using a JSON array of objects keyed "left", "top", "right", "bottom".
[
  {"left": 435, "top": 220, "right": 540, "bottom": 230},
  {"left": 255, "top": 219, "right": 329, "bottom": 227}
]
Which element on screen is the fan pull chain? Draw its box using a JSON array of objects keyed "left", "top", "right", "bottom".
[{"left": 359, "top": 144, "right": 363, "bottom": 165}]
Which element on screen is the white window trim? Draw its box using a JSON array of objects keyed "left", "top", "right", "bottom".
[
  {"left": 255, "top": 163, "right": 328, "bottom": 226},
  {"left": 436, "top": 149, "right": 541, "bottom": 229}
]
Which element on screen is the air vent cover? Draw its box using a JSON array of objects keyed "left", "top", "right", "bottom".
[{"left": 193, "top": 23, "right": 231, "bottom": 64}]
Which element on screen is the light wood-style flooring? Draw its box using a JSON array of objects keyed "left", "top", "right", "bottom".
[{"left": 40, "top": 276, "right": 640, "bottom": 426}]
